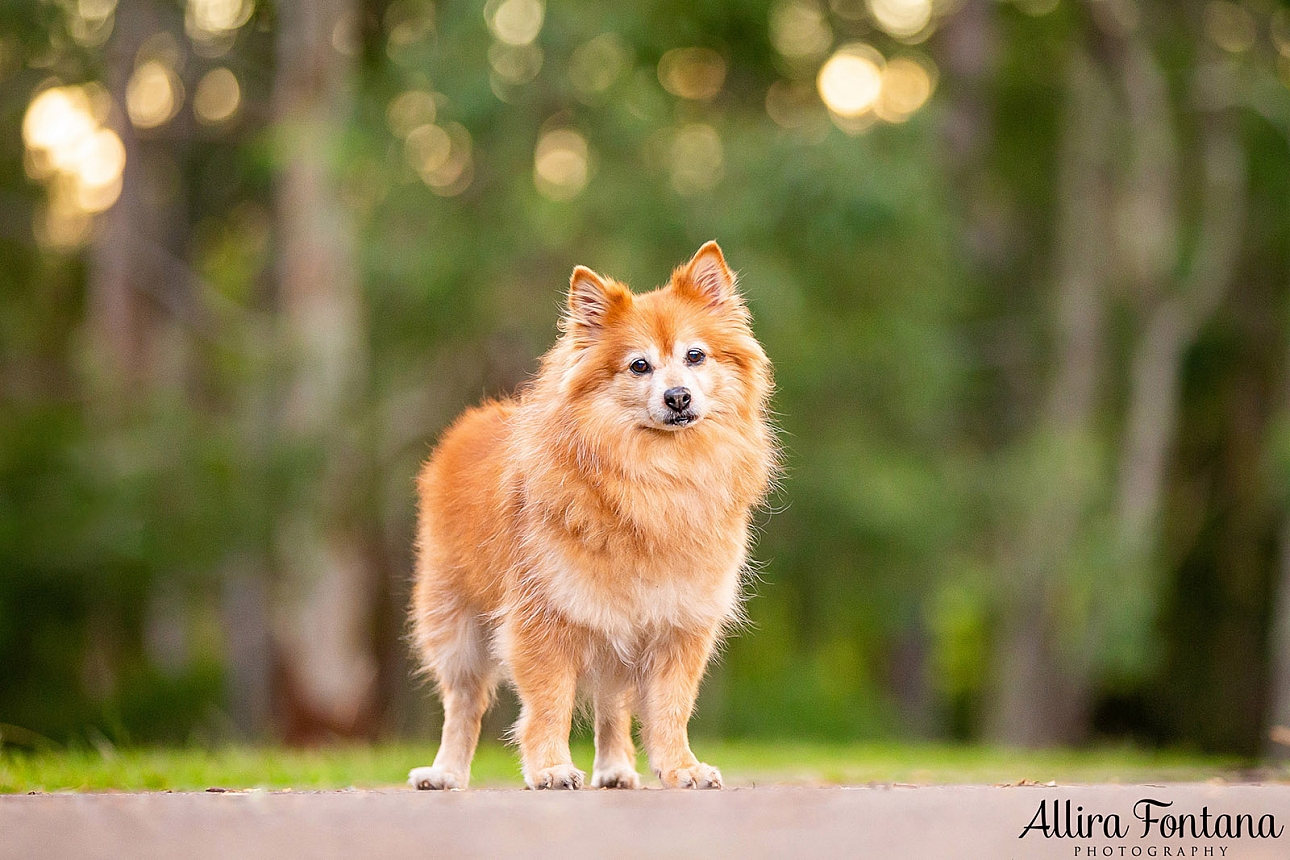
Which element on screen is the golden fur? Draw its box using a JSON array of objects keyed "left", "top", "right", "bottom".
[{"left": 407, "top": 242, "right": 775, "bottom": 790}]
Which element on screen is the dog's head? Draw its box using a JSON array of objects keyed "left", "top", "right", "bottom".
[{"left": 555, "top": 241, "right": 770, "bottom": 435}]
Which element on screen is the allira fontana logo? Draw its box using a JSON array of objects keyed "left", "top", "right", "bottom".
[{"left": 1018, "top": 797, "right": 1283, "bottom": 856}]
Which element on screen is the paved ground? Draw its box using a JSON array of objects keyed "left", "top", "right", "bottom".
[{"left": 3, "top": 783, "right": 1289, "bottom": 859}]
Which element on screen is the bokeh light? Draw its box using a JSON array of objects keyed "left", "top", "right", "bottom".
[
  {"left": 75, "top": 129, "right": 127, "bottom": 192},
  {"left": 331, "top": 10, "right": 360, "bottom": 56},
  {"left": 386, "top": 90, "right": 438, "bottom": 138},
  {"left": 404, "top": 123, "right": 452, "bottom": 176},
  {"left": 569, "top": 34, "right": 629, "bottom": 100},
  {"left": 78, "top": 0, "right": 118, "bottom": 21},
  {"left": 38, "top": 184, "right": 92, "bottom": 248},
  {"left": 406, "top": 121, "right": 473, "bottom": 196},
  {"left": 817, "top": 43, "right": 884, "bottom": 120},
  {"left": 485, "top": 0, "right": 544, "bottom": 46},
  {"left": 185, "top": 0, "right": 253, "bottom": 44},
  {"left": 127, "top": 60, "right": 183, "bottom": 129},
  {"left": 867, "top": 0, "right": 933, "bottom": 40},
  {"left": 75, "top": 164, "right": 124, "bottom": 213},
  {"left": 489, "top": 43, "right": 543, "bottom": 86},
  {"left": 70, "top": 0, "right": 118, "bottom": 48},
  {"left": 534, "top": 128, "right": 590, "bottom": 201},
  {"left": 22, "top": 84, "right": 126, "bottom": 248},
  {"left": 766, "top": 79, "right": 827, "bottom": 131},
  {"left": 23, "top": 87, "right": 97, "bottom": 168},
  {"left": 1204, "top": 1, "right": 1255, "bottom": 54},
  {"left": 770, "top": 0, "right": 833, "bottom": 61},
  {"left": 875, "top": 55, "right": 935, "bottom": 123},
  {"left": 185, "top": 0, "right": 252, "bottom": 52},
  {"left": 193, "top": 67, "right": 241, "bottom": 125},
  {"left": 1273, "top": 9, "right": 1290, "bottom": 58},
  {"left": 657, "top": 47, "right": 726, "bottom": 101},
  {"left": 669, "top": 123, "right": 723, "bottom": 195},
  {"left": 385, "top": 0, "right": 435, "bottom": 50}
]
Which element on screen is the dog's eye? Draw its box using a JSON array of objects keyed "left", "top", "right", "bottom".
[
  {"left": 629, "top": 358, "right": 652, "bottom": 375},
  {"left": 685, "top": 348, "right": 706, "bottom": 365}
]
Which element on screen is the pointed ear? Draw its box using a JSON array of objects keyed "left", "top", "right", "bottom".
[
  {"left": 677, "top": 241, "right": 739, "bottom": 307},
  {"left": 567, "top": 265, "right": 630, "bottom": 333}
]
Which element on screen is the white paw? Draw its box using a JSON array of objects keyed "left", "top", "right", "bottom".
[
  {"left": 408, "top": 765, "right": 466, "bottom": 790},
  {"left": 591, "top": 764, "right": 641, "bottom": 789},
  {"left": 526, "top": 763, "right": 585, "bottom": 790},
  {"left": 658, "top": 762, "right": 722, "bottom": 789}
]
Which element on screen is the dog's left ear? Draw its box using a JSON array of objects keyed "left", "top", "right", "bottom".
[
  {"left": 566, "top": 265, "right": 630, "bottom": 335},
  {"left": 678, "top": 241, "right": 739, "bottom": 307}
]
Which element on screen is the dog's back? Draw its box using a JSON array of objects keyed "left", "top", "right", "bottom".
[{"left": 411, "top": 400, "right": 515, "bottom": 680}]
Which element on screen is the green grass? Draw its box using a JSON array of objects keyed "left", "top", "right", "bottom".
[{"left": 0, "top": 741, "right": 1267, "bottom": 793}]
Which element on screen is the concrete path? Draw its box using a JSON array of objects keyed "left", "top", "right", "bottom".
[{"left": 3, "top": 783, "right": 1289, "bottom": 859}]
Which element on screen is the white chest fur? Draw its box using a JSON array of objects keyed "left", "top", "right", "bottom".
[{"left": 527, "top": 547, "right": 744, "bottom": 644}]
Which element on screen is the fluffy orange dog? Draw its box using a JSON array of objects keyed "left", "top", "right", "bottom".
[{"left": 408, "top": 242, "right": 775, "bottom": 791}]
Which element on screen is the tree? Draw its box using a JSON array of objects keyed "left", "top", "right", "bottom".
[
  {"left": 985, "top": 0, "right": 1250, "bottom": 745},
  {"left": 269, "top": 0, "right": 382, "bottom": 741}
]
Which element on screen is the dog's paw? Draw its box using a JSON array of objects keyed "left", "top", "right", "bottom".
[
  {"left": 591, "top": 764, "right": 641, "bottom": 790},
  {"left": 658, "top": 762, "right": 722, "bottom": 789},
  {"left": 408, "top": 766, "right": 466, "bottom": 791},
  {"left": 527, "top": 764, "right": 585, "bottom": 790}
]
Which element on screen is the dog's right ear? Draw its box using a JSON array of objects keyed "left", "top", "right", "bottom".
[{"left": 566, "top": 266, "right": 629, "bottom": 335}]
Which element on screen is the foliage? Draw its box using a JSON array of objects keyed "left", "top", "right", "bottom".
[{"left": 2, "top": 0, "right": 1290, "bottom": 755}]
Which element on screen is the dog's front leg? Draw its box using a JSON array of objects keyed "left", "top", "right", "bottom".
[
  {"left": 638, "top": 626, "right": 723, "bottom": 789},
  {"left": 509, "top": 616, "right": 584, "bottom": 790}
]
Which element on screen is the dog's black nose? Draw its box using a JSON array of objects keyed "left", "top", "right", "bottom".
[{"left": 663, "top": 387, "right": 691, "bottom": 412}]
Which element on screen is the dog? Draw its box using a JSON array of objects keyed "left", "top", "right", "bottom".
[{"left": 407, "top": 241, "right": 775, "bottom": 790}]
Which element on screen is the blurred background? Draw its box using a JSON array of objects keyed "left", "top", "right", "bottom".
[{"left": 3, "top": 0, "right": 1290, "bottom": 759}]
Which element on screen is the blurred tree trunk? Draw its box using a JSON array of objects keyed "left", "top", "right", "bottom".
[
  {"left": 1269, "top": 280, "right": 1290, "bottom": 760},
  {"left": 1112, "top": 40, "right": 1246, "bottom": 577},
  {"left": 89, "top": 0, "right": 196, "bottom": 397},
  {"left": 986, "top": 45, "right": 1114, "bottom": 745},
  {"left": 271, "top": 0, "right": 381, "bottom": 742},
  {"left": 940, "top": 0, "right": 996, "bottom": 173},
  {"left": 986, "top": 6, "right": 1247, "bottom": 745},
  {"left": 901, "top": 0, "right": 1000, "bottom": 738},
  {"left": 1271, "top": 510, "right": 1290, "bottom": 757},
  {"left": 1264, "top": 110, "right": 1290, "bottom": 748}
]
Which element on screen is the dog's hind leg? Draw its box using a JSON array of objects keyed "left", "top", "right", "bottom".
[
  {"left": 409, "top": 611, "right": 497, "bottom": 790},
  {"left": 590, "top": 675, "right": 640, "bottom": 789},
  {"left": 507, "top": 615, "right": 584, "bottom": 790}
]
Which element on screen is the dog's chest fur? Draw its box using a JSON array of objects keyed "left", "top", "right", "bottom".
[{"left": 510, "top": 451, "right": 752, "bottom": 641}]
